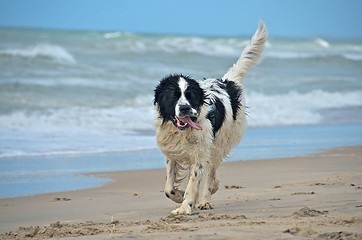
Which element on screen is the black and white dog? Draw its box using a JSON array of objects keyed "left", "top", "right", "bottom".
[{"left": 154, "top": 22, "right": 267, "bottom": 215}]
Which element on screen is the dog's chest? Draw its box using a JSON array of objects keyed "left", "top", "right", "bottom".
[{"left": 156, "top": 124, "right": 208, "bottom": 162}]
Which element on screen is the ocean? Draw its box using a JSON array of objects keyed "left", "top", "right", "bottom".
[{"left": 0, "top": 27, "right": 362, "bottom": 198}]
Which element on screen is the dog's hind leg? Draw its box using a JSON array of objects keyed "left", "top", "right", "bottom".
[
  {"left": 171, "top": 162, "right": 203, "bottom": 215},
  {"left": 197, "top": 168, "right": 219, "bottom": 210},
  {"left": 164, "top": 159, "right": 184, "bottom": 203}
]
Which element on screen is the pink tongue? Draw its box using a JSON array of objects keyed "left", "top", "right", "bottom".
[{"left": 181, "top": 117, "right": 203, "bottom": 130}]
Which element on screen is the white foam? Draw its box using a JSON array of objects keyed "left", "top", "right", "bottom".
[
  {"left": 1, "top": 90, "right": 361, "bottom": 131},
  {"left": 0, "top": 43, "right": 76, "bottom": 64},
  {"left": 156, "top": 37, "right": 242, "bottom": 56},
  {"left": 343, "top": 53, "right": 362, "bottom": 61},
  {"left": 94, "top": 34, "right": 362, "bottom": 62},
  {"left": 1, "top": 90, "right": 361, "bottom": 158},
  {"left": 0, "top": 126, "right": 158, "bottom": 159},
  {"left": 263, "top": 39, "right": 362, "bottom": 61},
  {"left": 246, "top": 90, "right": 362, "bottom": 126},
  {"left": 314, "top": 38, "right": 330, "bottom": 48},
  {"left": 0, "top": 106, "right": 154, "bottom": 132},
  {"left": 2, "top": 77, "right": 121, "bottom": 89},
  {"left": 266, "top": 51, "right": 318, "bottom": 59},
  {"left": 98, "top": 36, "right": 244, "bottom": 56},
  {"left": 103, "top": 32, "right": 123, "bottom": 39},
  {"left": 103, "top": 31, "right": 136, "bottom": 39}
]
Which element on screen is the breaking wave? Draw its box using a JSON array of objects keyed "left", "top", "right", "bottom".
[
  {"left": 246, "top": 90, "right": 362, "bottom": 126},
  {"left": 96, "top": 34, "right": 362, "bottom": 61},
  {"left": 1, "top": 90, "right": 361, "bottom": 131},
  {"left": 0, "top": 43, "right": 76, "bottom": 64},
  {"left": 0, "top": 90, "right": 361, "bottom": 159}
]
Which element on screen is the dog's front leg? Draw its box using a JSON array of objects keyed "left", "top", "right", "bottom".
[
  {"left": 164, "top": 159, "right": 184, "bottom": 203},
  {"left": 171, "top": 162, "right": 202, "bottom": 215},
  {"left": 197, "top": 167, "right": 219, "bottom": 210}
]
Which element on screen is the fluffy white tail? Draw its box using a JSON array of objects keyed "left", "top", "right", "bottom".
[{"left": 222, "top": 21, "right": 268, "bottom": 83}]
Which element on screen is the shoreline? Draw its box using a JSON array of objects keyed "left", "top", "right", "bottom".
[
  {"left": 1, "top": 145, "right": 362, "bottom": 239},
  {"left": 2, "top": 122, "right": 362, "bottom": 199}
]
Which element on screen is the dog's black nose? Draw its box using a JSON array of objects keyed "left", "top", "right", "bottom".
[{"left": 179, "top": 104, "right": 191, "bottom": 114}]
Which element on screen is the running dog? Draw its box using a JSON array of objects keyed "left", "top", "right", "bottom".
[{"left": 154, "top": 22, "right": 267, "bottom": 215}]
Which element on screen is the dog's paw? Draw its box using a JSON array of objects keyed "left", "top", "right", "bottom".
[
  {"left": 165, "top": 189, "right": 185, "bottom": 203},
  {"left": 210, "top": 179, "right": 219, "bottom": 195},
  {"left": 197, "top": 201, "right": 214, "bottom": 210},
  {"left": 171, "top": 204, "right": 192, "bottom": 215}
]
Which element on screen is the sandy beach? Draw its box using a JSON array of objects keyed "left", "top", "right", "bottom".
[{"left": 0, "top": 146, "right": 361, "bottom": 240}]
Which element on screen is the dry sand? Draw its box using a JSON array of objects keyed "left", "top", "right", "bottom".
[{"left": 0, "top": 146, "right": 361, "bottom": 239}]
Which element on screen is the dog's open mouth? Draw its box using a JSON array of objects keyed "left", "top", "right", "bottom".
[{"left": 174, "top": 116, "right": 202, "bottom": 130}]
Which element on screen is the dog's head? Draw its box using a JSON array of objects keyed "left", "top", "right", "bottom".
[{"left": 154, "top": 74, "right": 205, "bottom": 130}]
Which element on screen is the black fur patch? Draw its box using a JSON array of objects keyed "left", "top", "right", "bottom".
[
  {"left": 154, "top": 75, "right": 181, "bottom": 124},
  {"left": 225, "top": 80, "right": 242, "bottom": 120},
  {"left": 184, "top": 78, "right": 205, "bottom": 111},
  {"left": 206, "top": 96, "right": 226, "bottom": 136}
]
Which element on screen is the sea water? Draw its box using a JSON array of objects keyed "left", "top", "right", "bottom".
[{"left": 0, "top": 28, "right": 362, "bottom": 198}]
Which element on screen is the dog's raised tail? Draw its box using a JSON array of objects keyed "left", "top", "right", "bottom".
[{"left": 222, "top": 21, "right": 268, "bottom": 83}]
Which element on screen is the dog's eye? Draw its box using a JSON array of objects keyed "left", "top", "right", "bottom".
[
  {"left": 185, "top": 92, "right": 192, "bottom": 99},
  {"left": 164, "top": 89, "right": 181, "bottom": 100},
  {"left": 185, "top": 90, "right": 203, "bottom": 105},
  {"left": 185, "top": 90, "right": 197, "bottom": 100}
]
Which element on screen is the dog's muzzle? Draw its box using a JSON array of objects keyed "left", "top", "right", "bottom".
[
  {"left": 173, "top": 105, "right": 202, "bottom": 130},
  {"left": 173, "top": 116, "right": 202, "bottom": 130}
]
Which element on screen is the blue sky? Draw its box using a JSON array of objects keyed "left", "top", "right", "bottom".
[{"left": 0, "top": 0, "right": 361, "bottom": 39}]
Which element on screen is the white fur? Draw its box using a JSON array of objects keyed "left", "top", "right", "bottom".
[
  {"left": 155, "top": 22, "right": 268, "bottom": 215},
  {"left": 222, "top": 21, "right": 268, "bottom": 83},
  {"left": 175, "top": 77, "right": 197, "bottom": 117}
]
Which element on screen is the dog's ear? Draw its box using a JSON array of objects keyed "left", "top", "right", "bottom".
[
  {"left": 154, "top": 83, "right": 162, "bottom": 106},
  {"left": 154, "top": 78, "right": 169, "bottom": 106},
  {"left": 153, "top": 74, "right": 181, "bottom": 106}
]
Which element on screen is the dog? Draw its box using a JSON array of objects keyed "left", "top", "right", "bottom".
[{"left": 153, "top": 22, "right": 267, "bottom": 215}]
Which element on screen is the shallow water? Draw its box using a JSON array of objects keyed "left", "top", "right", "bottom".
[{"left": 1, "top": 123, "right": 361, "bottom": 198}]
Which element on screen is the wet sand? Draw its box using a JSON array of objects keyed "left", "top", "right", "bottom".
[{"left": 1, "top": 146, "right": 361, "bottom": 239}]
